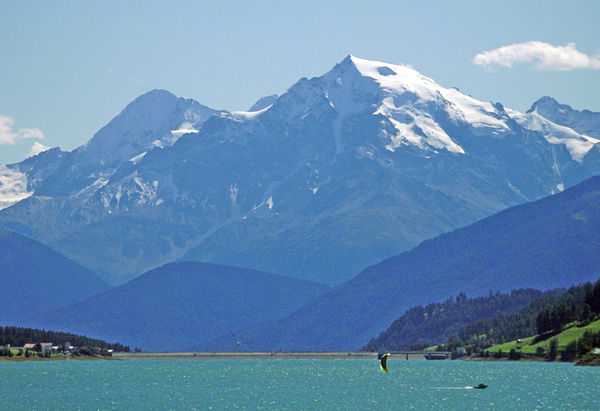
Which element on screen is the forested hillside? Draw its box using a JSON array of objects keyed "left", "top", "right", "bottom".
[
  {"left": 363, "top": 289, "right": 550, "bottom": 351},
  {"left": 444, "top": 282, "right": 594, "bottom": 352},
  {"left": 364, "top": 276, "right": 600, "bottom": 363},
  {"left": 438, "top": 277, "right": 600, "bottom": 362}
]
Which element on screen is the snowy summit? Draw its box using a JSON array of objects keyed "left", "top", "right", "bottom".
[{"left": 1, "top": 55, "right": 599, "bottom": 285}]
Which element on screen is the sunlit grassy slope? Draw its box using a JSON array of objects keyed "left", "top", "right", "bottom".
[{"left": 486, "top": 319, "right": 600, "bottom": 354}]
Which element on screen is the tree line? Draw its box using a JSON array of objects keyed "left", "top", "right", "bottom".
[
  {"left": 364, "top": 275, "right": 600, "bottom": 357},
  {"left": 0, "top": 326, "right": 130, "bottom": 352},
  {"left": 441, "top": 276, "right": 600, "bottom": 360},
  {"left": 363, "top": 288, "right": 547, "bottom": 351},
  {"left": 536, "top": 279, "right": 600, "bottom": 334},
  {"left": 447, "top": 284, "right": 586, "bottom": 353}
]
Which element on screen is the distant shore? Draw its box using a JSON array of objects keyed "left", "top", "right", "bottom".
[
  {"left": 113, "top": 352, "right": 380, "bottom": 360},
  {"left": 5, "top": 351, "right": 597, "bottom": 364},
  {"left": 0, "top": 355, "right": 115, "bottom": 362},
  {"left": 112, "top": 351, "right": 450, "bottom": 360},
  {"left": 0, "top": 351, "right": 437, "bottom": 362},
  {"left": 462, "top": 354, "right": 600, "bottom": 366}
]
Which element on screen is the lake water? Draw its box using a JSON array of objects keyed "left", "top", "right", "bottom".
[{"left": 1, "top": 359, "right": 599, "bottom": 409}]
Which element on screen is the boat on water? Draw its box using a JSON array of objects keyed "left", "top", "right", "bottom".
[
  {"left": 473, "top": 384, "right": 488, "bottom": 389},
  {"left": 425, "top": 353, "right": 449, "bottom": 360}
]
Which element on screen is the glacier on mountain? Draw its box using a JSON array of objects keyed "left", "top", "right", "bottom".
[
  {"left": 1, "top": 55, "right": 600, "bottom": 285},
  {"left": 509, "top": 106, "right": 600, "bottom": 163}
]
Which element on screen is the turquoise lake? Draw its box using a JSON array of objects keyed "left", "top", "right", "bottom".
[{"left": 1, "top": 359, "right": 599, "bottom": 409}]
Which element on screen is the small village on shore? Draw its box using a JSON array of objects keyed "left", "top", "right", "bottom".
[{"left": 0, "top": 341, "right": 116, "bottom": 360}]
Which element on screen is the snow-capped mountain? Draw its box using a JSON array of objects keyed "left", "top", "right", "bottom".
[
  {"left": 1, "top": 56, "right": 599, "bottom": 285},
  {"left": 80, "top": 89, "right": 223, "bottom": 166},
  {"left": 508, "top": 102, "right": 600, "bottom": 164},
  {"left": 528, "top": 96, "right": 600, "bottom": 139},
  {"left": 0, "top": 90, "right": 224, "bottom": 209}
]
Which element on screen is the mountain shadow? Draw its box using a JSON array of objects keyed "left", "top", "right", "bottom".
[
  {"left": 0, "top": 230, "right": 112, "bottom": 324},
  {"left": 201, "top": 175, "right": 600, "bottom": 351},
  {"left": 23, "top": 261, "right": 329, "bottom": 351}
]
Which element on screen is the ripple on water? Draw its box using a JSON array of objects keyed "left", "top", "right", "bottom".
[{"left": 0, "top": 360, "right": 598, "bottom": 409}]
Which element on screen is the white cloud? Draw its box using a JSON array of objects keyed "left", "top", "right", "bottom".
[
  {"left": 0, "top": 165, "right": 32, "bottom": 210},
  {"left": 28, "top": 141, "right": 51, "bottom": 158},
  {"left": 0, "top": 115, "right": 45, "bottom": 145},
  {"left": 473, "top": 41, "right": 600, "bottom": 71},
  {"left": 0, "top": 116, "right": 18, "bottom": 145},
  {"left": 19, "top": 127, "right": 45, "bottom": 140}
]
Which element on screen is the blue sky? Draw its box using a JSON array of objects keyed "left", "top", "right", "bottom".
[{"left": 1, "top": 0, "right": 598, "bottom": 163}]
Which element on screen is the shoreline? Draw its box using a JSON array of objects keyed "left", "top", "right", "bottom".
[
  {"left": 5, "top": 351, "right": 596, "bottom": 365},
  {"left": 0, "top": 355, "right": 116, "bottom": 362},
  {"left": 113, "top": 352, "right": 381, "bottom": 360},
  {"left": 112, "top": 351, "right": 447, "bottom": 360}
]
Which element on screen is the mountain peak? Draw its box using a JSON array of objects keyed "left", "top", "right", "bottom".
[
  {"left": 335, "top": 55, "right": 471, "bottom": 110},
  {"left": 121, "top": 89, "right": 182, "bottom": 117},
  {"left": 135, "top": 88, "right": 177, "bottom": 100},
  {"left": 526, "top": 95, "right": 600, "bottom": 140},
  {"left": 343, "top": 55, "right": 431, "bottom": 86},
  {"left": 527, "top": 96, "right": 561, "bottom": 114},
  {"left": 248, "top": 94, "right": 278, "bottom": 112},
  {"left": 75, "top": 90, "right": 223, "bottom": 170},
  {"left": 4, "top": 55, "right": 600, "bottom": 289},
  {"left": 324, "top": 55, "right": 509, "bottom": 154}
]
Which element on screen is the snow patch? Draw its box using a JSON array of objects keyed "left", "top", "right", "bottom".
[
  {"left": 377, "top": 97, "right": 464, "bottom": 154},
  {"left": 101, "top": 174, "right": 160, "bottom": 209},
  {"left": 350, "top": 55, "right": 509, "bottom": 132},
  {"left": 170, "top": 122, "right": 198, "bottom": 143},
  {"left": 231, "top": 104, "right": 273, "bottom": 121},
  {"left": 441, "top": 88, "right": 510, "bottom": 130},
  {"left": 134, "top": 177, "right": 158, "bottom": 205},
  {"left": 129, "top": 151, "right": 147, "bottom": 164},
  {"left": 252, "top": 196, "right": 274, "bottom": 211},
  {"left": 512, "top": 108, "right": 600, "bottom": 162},
  {"left": 349, "top": 55, "right": 441, "bottom": 100},
  {"left": 229, "top": 184, "right": 238, "bottom": 204},
  {"left": 75, "top": 177, "right": 108, "bottom": 198}
]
